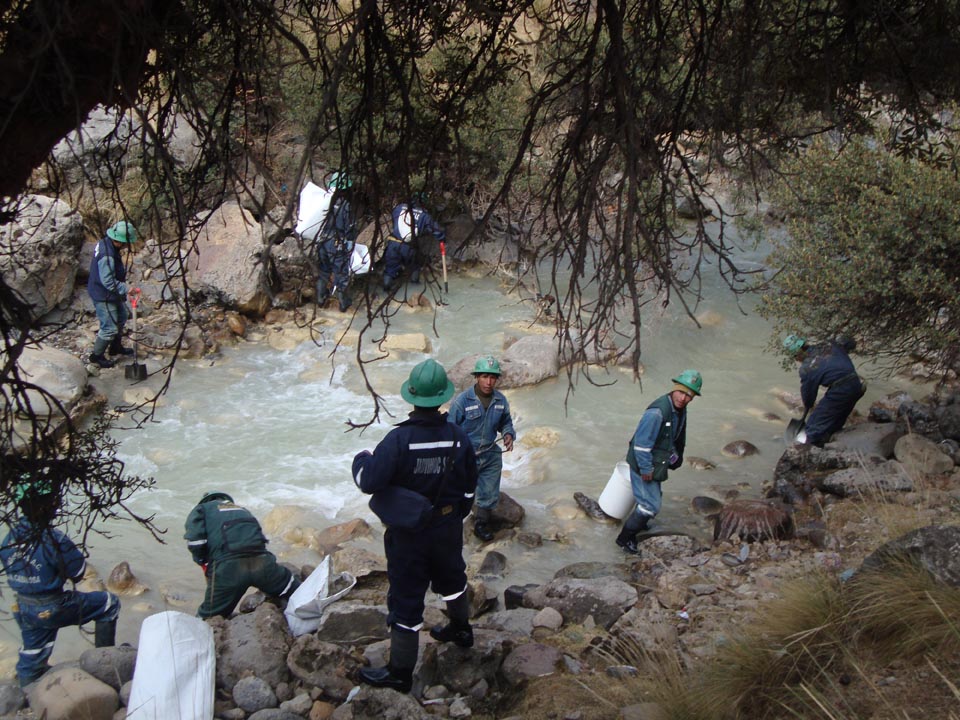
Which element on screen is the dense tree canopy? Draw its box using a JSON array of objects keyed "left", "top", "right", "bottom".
[{"left": 3, "top": 0, "right": 960, "bottom": 519}]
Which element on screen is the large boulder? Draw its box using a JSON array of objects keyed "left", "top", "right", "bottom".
[
  {"left": 214, "top": 603, "right": 292, "bottom": 689},
  {"left": 50, "top": 105, "right": 140, "bottom": 187},
  {"left": 767, "top": 443, "right": 886, "bottom": 504},
  {"left": 894, "top": 433, "right": 955, "bottom": 476},
  {"left": 0, "top": 195, "right": 83, "bottom": 319},
  {"left": 818, "top": 461, "right": 913, "bottom": 498},
  {"left": 79, "top": 645, "right": 138, "bottom": 691},
  {"left": 831, "top": 421, "right": 905, "bottom": 459},
  {"left": 185, "top": 202, "right": 273, "bottom": 316},
  {"left": 25, "top": 667, "right": 118, "bottom": 720},
  {"left": 859, "top": 525, "right": 960, "bottom": 587},
  {"left": 10, "top": 344, "right": 88, "bottom": 417},
  {"left": 522, "top": 576, "right": 638, "bottom": 629},
  {"left": 939, "top": 403, "right": 960, "bottom": 442},
  {"left": 500, "top": 335, "right": 560, "bottom": 388}
]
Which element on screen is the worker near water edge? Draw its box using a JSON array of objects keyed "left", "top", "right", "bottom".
[
  {"left": 383, "top": 195, "right": 445, "bottom": 291},
  {"left": 615, "top": 370, "right": 702, "bottom": 555},
  {"left": 87, "top": 220, "right": 138, "bottom": 369},
  {"left": 783, "top": 334, "right": 866, "bottom": 448},
  {"left": 448, "top": 356, "right": 516, "bottom": 542},
  {"left": 316, "top": 171, "right": 357, "bottom": 312},
  {"left": 0, "top": 477, "right": 120, "bottom": 687},
  {"left": 184, "top": 491, "right": 300, "bottom": 619},
  {"left": 353, "top": 359, "right": 479, "bottom": 694}
]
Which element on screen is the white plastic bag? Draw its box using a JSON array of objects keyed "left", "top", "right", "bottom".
[
  {"left": 295, "top": 181, "right": 333, "bottom": 242},
  {"left": 284, "top": 555, "right": 356, "bottom": 637},
  {"left": 126, "top": 611, "right": 215, "bottom": 720},
  {"left": 351, "top": 243, "right": 371, "bottom": 275}
]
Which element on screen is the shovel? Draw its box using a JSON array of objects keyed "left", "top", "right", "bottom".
[
  {"left": 440, "top": 241, "right": 449, "bottom": 294},
  {"left": 124, "top": 288, "right": 148, "bottom": 382},
  {"left": 784, "top": 408, "right": 809, "bottom": 444}
]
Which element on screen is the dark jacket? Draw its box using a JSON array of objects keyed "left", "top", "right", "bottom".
[
  {"left": 799, "top": 342, "right": 861, "bottom": 409},
  {"left": 320, "top": 195, "right": 356, "bottom": 246},
  {"left": 87, "top": 237, "right": 128, "bottom": 303},
  {"left": 184, "top": 498, "right": 269, "bottom": 566},
  {"left": 391, "top": 203, "right": 445, "bottom": 243},
  {"left": 353, "top": 410, "right": 478, "bottom": 523},
  {"left": 1, "top": 518, "right": 86, "bottom": 595}
]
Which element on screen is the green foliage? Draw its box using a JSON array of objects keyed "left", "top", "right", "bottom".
[{"left": 758, "top": 138, "right": 960, "bottom": 375}]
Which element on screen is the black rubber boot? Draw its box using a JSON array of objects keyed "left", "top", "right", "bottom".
[
  {"left": 337, "top": 290, "right": 351, "bottom": 312},
  {"left": 473, "top": 507, "right": 494, "bottom": 542},
  {"left": 615, "top": 512, "right": 649, "bottom": 556},
  {"left": 89, "top": 353, "right": 116, "bottom": 368},
  {"left": 108, "top": 335, "right": 135, "bottom": 357},
  {"left": 90, "top": 337, "right": 116, "bottom": 368},
  {"left": 315, "top": 278, "right": 329, "bottom": 306},
  {"left": 94, "top": 620, "right": 116, "bottom": 648},
  {"left": 358, "top": 664, "right": 413, "bottom": 693},
  {"left": 430, "top": 621, "right": 473, "bottom": 648}
]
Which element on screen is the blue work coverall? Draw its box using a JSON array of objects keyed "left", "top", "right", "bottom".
[
  {"left": 353, "top": 411, "right": 477, "bottom": 631},
  {"left": 447, "top": 386, "right": 515, "bottom": 510},
  {"left": 626, "top": 393, "right": 687, "bottom": 520},
  {"left": 384, "top": 204, "right": 445, "bottom": 287},
  {"left": 316, "top": 195, "right": 356, "bottom": 303},
  {"left": 87, "top": 236, "right": 129, "bottom": 349},
  {"left": 799, "top": 342, "right": 866, "bottom": 445},
  {"left": 0, "top": 518, "right": 120, "bottom": 686}
]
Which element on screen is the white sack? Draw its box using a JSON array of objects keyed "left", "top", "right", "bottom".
[
  {"left": 295, "top": 181, "right": 333, "bottom": 242},
  {"left": 126, "top": 610, "right": 215, "bottom": 720},
  {"left": 351, "top": 243, "right": 371, "bottom": 275},
  {"left": 284, "top": 555, "right": 356, "bottom": 637}
]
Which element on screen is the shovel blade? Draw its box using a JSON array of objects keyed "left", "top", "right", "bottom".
[
  {"left": 784, "top": 419, "right": 804, "bottom": 444},
  {"left": 125, "top": 363, "right": 148, "bottom": 381}
]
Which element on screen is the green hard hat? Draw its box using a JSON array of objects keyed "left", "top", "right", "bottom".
[
  {"left": 473, "top": 356, "right": 501, "bottom": 376},
  {"left": 328, "top": 171, "right": 353, "bottom": 190},
  {"left": 200, "top": 491, "right": 234, "bottom": 504},
  {"left": 783, "top": 334, "right": 807, "bottom": 356},
  {"left": 401, "top": 359, "right": 455, "bottom": 407},
  {"left": 106, "top": 220, "right": 137, "bottom": 243},
  {"left": 671, "top": 369, "right": 703, "bottom": 396},
  {"left": 12, "top": 476, "right": 55, "bottom": 504}
]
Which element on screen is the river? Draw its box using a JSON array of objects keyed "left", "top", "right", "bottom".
[{"left": 0, "top": 231, "right": 925, "bottom": 676}]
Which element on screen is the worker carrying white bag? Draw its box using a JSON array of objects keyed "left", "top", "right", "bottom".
[
  {"left": 126, "top": 611, "right": 215, "bottom": 720},
  {"left": 284, "top": 555, "right": 356, "bottom": 636},
  {"left": 295, "top": 181, "right": 333, "bottom": 242}
]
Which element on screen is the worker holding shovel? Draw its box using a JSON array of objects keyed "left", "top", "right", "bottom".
[
  {"left": 383, "top": 194, "right": 446, "bottom": 292},
  {"left": 87, "top": 220, "right": 138, "bottom": 369}
]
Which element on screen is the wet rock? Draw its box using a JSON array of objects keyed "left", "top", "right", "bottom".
[
  {"left": 686, "top": 457, "right": 717, "bottom": 470},
  {"left": 721, "top": 440, "right": 760, "bottom": 458},
  {"left": 520, "top": 427, "right": 560, "bottom": 448},
  {"left": 691, "top": 496, "right": 724, "bottom": 514},
  {"left": 314, "top": 602, "right": 389, "bottom": 644},
  {"left": 233, "top": 676, "right": 278, "bottom": 713},
  {"left": 517, "top": 531, "right": 543, "bottom": 547},
  {"left": 573, "top": 492, "right": 616, "bottom": 521},
  {"left": 832, "top": 421, "right": 904, "bottom": 459},
  {"left": 106, "top": 561, "right": 148, "bottom": 595},
  {"left": 478, "top": 551, "right": 508, "bottom": 578},
  {"left": 311, "top": 519, "right": 372, "bottom": 552},
  {"left": 860, "top": 525, "right": 960, "bottom": 587},
  {"left": 939, "top": 404, "right": 960, "bottom": 441},
  {"left": 522, "top": 577, "right": 638, "bottom": 629},
  {"left": 426, "top": 630, "right": 513, "bottom": 695},
  {"left": 226, "top": 312, "right": 247, "bottom": 336},
  {"left": 768, "top": 443, "right": 885, "bottom": 504},
  {"left": 533, "top": 607, "right": 563, "bottom": 630},
  {"left": 553, "top": 562, "right": 641, "bottom": 585},
  {"left": 467, "top": 581, "right": 499, "bottom": 619},
  {"left": 869, "top": 391, "right": 913, "bottom": 423},
  {"left": 477, "top": 608, "right": 537, "bottom": 636},
  {"left": 504, "top": 584, "right": 539, "bottom": 611},
  {"left": 491, "top": 491, "right": 525, "bottom": 528}
]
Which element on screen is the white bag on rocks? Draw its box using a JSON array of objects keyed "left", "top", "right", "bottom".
[
  {"left": 126, "top": 611, "right": 215, "bottom": 720},
  {"left": 284, "top": 555, "right": 356, "bottom": 637}
]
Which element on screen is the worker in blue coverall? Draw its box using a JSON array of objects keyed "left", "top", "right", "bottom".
[
  {"left": 184, "top": 491, "right": 300, "bottom": 619},
  {"left": 447, "top": 356, "right": 516, "bottom": 542},
  {"left": 615, "top": 370, "right": 702, "bottom": 555},
  {"left": 353, "top": 359, "right": 479, "bottom": 694},
  {"left": 316, "top": 171, "right": 356, "bottom": 312},
  {"left": 87, "top": 220, "right": 138, "bottom": 368},
  {"left": 783, "top": 335, "right": 866, "bottom": 447},
  {"left": 383, "top": 197, "right": 445, "bottom": 291},
  {"left": 0, "top": 478, "right": 119, "bottom": 686}
]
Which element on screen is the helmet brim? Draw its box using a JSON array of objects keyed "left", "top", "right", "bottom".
[{"left": 401, "top": 378, "right": 456, "bottom": 407}]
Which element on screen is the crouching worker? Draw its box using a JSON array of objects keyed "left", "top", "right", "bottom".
[
  {"left": 184, "top": 491, "right": 300, "bottom": 619},
  {"left": 352, "top": 359, "right": 479, "bottom": 693},
  {"left": 0, "top": 478, "right": 120, "bottom": 687}
]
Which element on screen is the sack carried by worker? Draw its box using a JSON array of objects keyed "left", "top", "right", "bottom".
[
  {"left": 295, "top": 181, "right": 333, "bottom": 242},
  {"left": 369, "top": 485, "right": 433, "bottom": 531}
]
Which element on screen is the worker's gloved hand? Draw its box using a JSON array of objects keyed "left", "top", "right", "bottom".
[
  {"left": 200, "top": 563, "right": 208, "bottom": 576},
  {"left": 641, "top": 472, "right": 653, "bottom": 483},
  {"left": 503, "top": 435, "right": 514, "bottom": 452}
]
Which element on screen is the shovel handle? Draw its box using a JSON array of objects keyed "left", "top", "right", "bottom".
[
  {"left": 129, "top": 287, "right": 142, "bottom": 309},
  {"left": 440, "top": 242, "right": 449, "bottom": 293}
]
